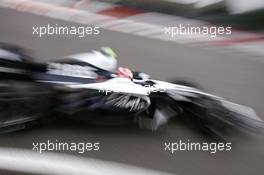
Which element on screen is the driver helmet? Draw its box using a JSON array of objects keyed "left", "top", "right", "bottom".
[
  {"left": 71, "top": 47, "right": 118, "bottom": 72},
  {"left": 94, "top": 47, "right": 118, "bottom": 72},
  {"left": 100, "top": 47, "right": 118, "bottom": 59}
]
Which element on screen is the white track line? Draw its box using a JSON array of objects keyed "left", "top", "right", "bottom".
[{"left": 0, "top": 147, "right": 176, "bottom": 175}]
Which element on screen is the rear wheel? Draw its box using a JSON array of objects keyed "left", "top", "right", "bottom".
[{"left": 0, "top": 81, "right": 52, "bottom": 132}]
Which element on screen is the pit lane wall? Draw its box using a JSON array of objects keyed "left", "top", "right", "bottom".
[
  {"left": 1, "top": 0, "right": 263, "bottom": 56},
  {"left": 224, "top": 0, "right": 264, "bottom": 14},
  {"left": 102, "top": 0, "right": 264, "bottom": 14},
  {"left": 98, "top": 0, "right": 196, "bottom": 15}
]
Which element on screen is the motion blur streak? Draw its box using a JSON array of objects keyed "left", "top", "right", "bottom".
[
  {"left": 0, "top": 147, "right": 175, "bottom": 175},
  {"left": 1, "top": 2, "right": 264, "bottom": 175}
]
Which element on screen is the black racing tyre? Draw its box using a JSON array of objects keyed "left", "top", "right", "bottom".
[
  {"left": 170, "top": 78, "right": 203, "bottom": 90},
  {"left": 0, "top": 81, "right": 52, "bottom": 132}
]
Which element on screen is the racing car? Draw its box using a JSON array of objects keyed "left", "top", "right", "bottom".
[{"left": 0, "top": 44, "right": 263, "bottom": 138}]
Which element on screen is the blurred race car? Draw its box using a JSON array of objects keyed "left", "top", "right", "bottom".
[{"left": 0, "top": 44, "right": 263, "bottom": 138}]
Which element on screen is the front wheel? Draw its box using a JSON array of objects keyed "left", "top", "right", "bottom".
[{"left": 170, "top": 78, "right": 203, "bottom": 90}]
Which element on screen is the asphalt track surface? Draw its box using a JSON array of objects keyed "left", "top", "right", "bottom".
[{"left": 0, "top": 7, "right": 264, "bottom": 175}]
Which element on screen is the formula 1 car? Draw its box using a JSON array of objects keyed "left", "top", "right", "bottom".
[{"left": 0, "top": 44, "right": 263, "bottom": 138}]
